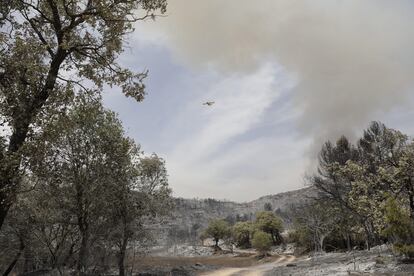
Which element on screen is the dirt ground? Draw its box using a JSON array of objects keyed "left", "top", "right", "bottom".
[
  {"left": 199, "top": 255, "right": 297, "bottom": 276},
  {"left": 129, "top": 253, "right": 282, "bottom": 275},
  {"left": 263, "top": 250, "right": 414, "bottom": 276},
  {"left": 134, "top": 255, "right": 257, "bottom": 268},
  {"left": 129, "top": 247, "right": 414, "bottom": 276}
]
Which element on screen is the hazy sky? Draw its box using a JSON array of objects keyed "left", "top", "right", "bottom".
[{"left": 103, "top": 0, "right": 414, "bottom": 202}]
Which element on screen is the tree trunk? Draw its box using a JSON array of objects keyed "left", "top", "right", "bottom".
[
  {"left": 270, "top": 231, "right": 276, "bottom": 245},
  {"left": 365, "top": 233, "right": 371, "bottom": 251},
  {"left": 3, "top": 237, "right": 24, "bottom": 276},
  {"left": 77, "top": 230, "right": 89, "bottom": 276},
  {"left": 118, "top": 236, "right": 128, "bottom": 276},
  {"left": 77, "top": 204, "right": 89, "bottom": 275},
  {"left": 313, "top": 232, "right": 319, "bottom": 251},
  {"left": 63, "top": 242, "right": 75, "bottom": 268},
  {"left": 76, "top": 176, "right": 89, "bottom": 276},
  {"left": 408, "top": 180, "right": 414, "bottom": 219},
  {"left": 2, "top": 253, "right": 21, "bottom": 276},
  {"left": 319, "top": 234, "right": 326, "bottom": 252},
  {"left": 370, "top": 221, "right": 380, "bottom": 247},
  {"left": 0, "top": 47, "right": 67, "bottom": 231},
  {"left": 346, "top": 234, "right": 352, "bottom": 252},
  {"left": 0, "top": 200, "right": 10, "bottom": 232},
  {"left": 23, "top": 246, "right": 34, "bottom": 273},
  {"left": 362, "top": 221, "right": 372, "bottom": 251},
  {"left": 0, "top": 165, "right": 20, "bottom": 229}
]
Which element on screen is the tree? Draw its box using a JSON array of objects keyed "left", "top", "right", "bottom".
[
  {"left": 233, "top": 221, "right": 254, "bottom": 248},
  {"left": 1, "top": 178, "right": 81, "bottom": 275},
  {"left": 379, "top": 142, "right": 414, "bottom": 219},
  {"left": 255, "top": 211, "right": 283, "bottom": 245},
  {"left": 0, "top": 95, "right": 173, "bottom": 275},
  {"left": 0, "top": 194, "right": 32, "bottom": 276},
  {"left": 204, "top": 219, "right": 231, "bottom": 249},
  {"left": 110, "top": 153, "right": 172, "bottom": 276},
  {"left": 292, "top": 201, "right": 339, "bottom": 252},
  {"left": 251, "top": 231, "right": 272, "bottom": 255},
  {"left": 358, "top": 122, "right": 407, "bottom": 176},
  {"left": 103, "top": 142, "right": 140, "bottom": 276},
  {"left": 0, "top": 0, "right": 168, "bottom": 230},
  {"left": 264, "top": 202, "right": 272, "bottom": 211},
  {"left": 289, "top": 220, "right": 313, "bottom": 251},
  {"left": 309, "top": 121, "right": 414, "bottom": 251},
  {"left": 310, "top": 133, "right": 379, "bottom": 249},
  {"left": 27, "top": 95, "right": 138, "bottom": 275},
  {"left": 311, "top": 136, "right": 359, "bottom": 210}
]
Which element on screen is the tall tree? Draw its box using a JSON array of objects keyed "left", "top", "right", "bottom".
[
  {"left": 108, "top": 153, "right": 172, "bottom": 276},
  {"left": 28, "top": 95, "right": 137, "bottom": 275},
  {"left": 0, "top": 0, "right": 167, "bottom": 229},
  {"left": 310, "top": 121, "right": 414, "bottom": 250},
  {"left": 310, "top": 135, "right": 379, "bottom": 249}
]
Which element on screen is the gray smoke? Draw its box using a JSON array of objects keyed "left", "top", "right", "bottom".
[{"left": 145, "top": 0, "right": 414, "bottom": 150}]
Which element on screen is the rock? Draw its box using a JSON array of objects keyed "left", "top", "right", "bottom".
[{"left": 286, "top": 263, "right": 297, "bottom": 267}]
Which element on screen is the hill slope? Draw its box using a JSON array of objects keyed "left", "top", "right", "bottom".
[{"left": 150, "top": 186, "right": 316, "bottom": 246}]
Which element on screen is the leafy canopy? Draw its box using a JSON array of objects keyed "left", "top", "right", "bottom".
[
  {"left": 204, "top": 219, "right": 231, "bottom": 245},
  {"left": 251, "top": 231, "right": 272, "bottom": 254}
]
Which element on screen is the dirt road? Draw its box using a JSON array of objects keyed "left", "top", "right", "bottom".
[{"left": 199, "top": 255, "right": 297, "bottom": 276}]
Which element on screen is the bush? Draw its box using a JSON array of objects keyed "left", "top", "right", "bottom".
[
  {"left": 394, "top": 244, "right": 414, "bottom": 259},
  {"left": 382, "top": 197, "right": 414, "bottom": 259},
  {"left": 251, "top": 231, "right": 272, "bottom": 254}
]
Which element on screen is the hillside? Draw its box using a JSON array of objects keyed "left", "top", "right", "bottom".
[{"left": 150, "top": 186, "right": 316, "bottom": 246}]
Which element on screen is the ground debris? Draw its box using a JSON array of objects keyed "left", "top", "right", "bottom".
[{"left": 264, "top": 249, "right": 414, "bottom": 276}]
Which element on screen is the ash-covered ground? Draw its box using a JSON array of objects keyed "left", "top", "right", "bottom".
[{"left": 135, "top": 244, "right": 414, "bottom": 276}]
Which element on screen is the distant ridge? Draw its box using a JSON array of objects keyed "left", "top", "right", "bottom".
[{"left": 149, "top": 186, "right": 316, "bottom": 246}]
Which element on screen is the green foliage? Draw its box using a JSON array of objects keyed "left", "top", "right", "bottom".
[
  {"left": 382, "top": 197, "right": 414, "bottom": 258},
  {"left": 0, "top": 96, "right": 173, "bottom": 274},
  {"left": 0, "top": 0, "right": 168, "bottom": 231},
  {"left": 382, "top": 197, "right": 414, "bottom": 240},
  {"left": 251, "top": 231, "right": 272, "bottom": 254},
  {"left": 136, "top": 154, "right": 173, "bottom": 217},
  {"left": 394, "top": 244, "right": 414, "bottom": 259},
  {"left": 204, "top": 219, "right": 231, "bottom": 247},
  {"left": 290, "top": 201, "right": 340, "bottom": 252},
  {"left": 308, "top": 121, "right": 414, "bottom": 252},
  {"left": 255, "top": 211, "right": 283, "bottom": 245},
  {"left": 204, "top": 212, "right": 283, "bottom": 252},
  {"left": 0, "top": 1, "right": 173, "bottom": 274},
  {"left": 289, "top": 221, "right": 313, "bottom": 250},
  {"left": 233, "top": 221, "right": 254, "bottom": 248}
]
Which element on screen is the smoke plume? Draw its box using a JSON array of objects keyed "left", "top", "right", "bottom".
[{"left": 144, "top": 0, "right": 414, "bottom": 150}]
